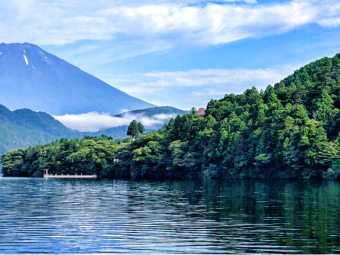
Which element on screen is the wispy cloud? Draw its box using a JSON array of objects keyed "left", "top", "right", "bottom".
[
  {"left": 111, "top": 67, "right": 291, "bottom": 97},
  {"left": 142, "top": 68, "right": 288, "bottom": 87},
  {"left": 1, "top": 0, "right": 340, "bottom": 48},
  {"left": 107, "top": 67, "right": 293, "bottom": 107},
  {"left": 192, "top": 90, "right": 231, "bottom": 96},
  {"left": 54, "top": 111, "right": 177, "bottom": 132}
]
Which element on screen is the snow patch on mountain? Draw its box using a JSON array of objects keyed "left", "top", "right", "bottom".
[{"left": 23, "top": 55, "right": 28, "bottom": 65}]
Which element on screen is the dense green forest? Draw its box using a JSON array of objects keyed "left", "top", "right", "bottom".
[
  {"left": 1, "top": 135, "right": 129, "bottom": 177},
  {"left": 2, "top": 54, "right": 340, "bottom": 180}
]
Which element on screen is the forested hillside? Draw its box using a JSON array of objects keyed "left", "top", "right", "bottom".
[
  {"left": 0, "top": 105, "right": 152, "bottom": 154},
  {"left": 3, "top": 54, "right": 340, "bottom": 180},
  {"left": 111, "top": 53, "right": 340, "bottom": 180},
  {"left": 0, "top": 105, "right": 78, "bottom": 154},
  {"left": 0, "top": 135, "right": 125, "bottom": 177}
]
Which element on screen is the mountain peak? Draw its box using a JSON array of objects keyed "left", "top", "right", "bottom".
[
  {"left": 0, "top": 42, "right": 52, "bottom": 69},
  {"left": 0, "top": 42, "right": 41, "bottom": 51}
]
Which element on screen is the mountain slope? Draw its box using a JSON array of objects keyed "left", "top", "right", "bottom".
[
  {"left": 113, "top": 106, "right": 190, "bottom": 118},
  {"left": 0, "top": 104, "right": 156, "bottom": 154},
  {"left": 113, "top": 106, "right": 190, "bottom": 130},
  {"left": 0, "top": 43, "right": 154, "bottom": 115},
  {"left": 0, "top": 104, "right": 78, "bottom": 154},
  {"left": 0, "top": 104, "right": 75, "bottom": 137}
]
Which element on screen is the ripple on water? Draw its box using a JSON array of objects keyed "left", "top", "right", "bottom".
[{"left": 0, "top": 178, "right": 339, "bottom": 253}]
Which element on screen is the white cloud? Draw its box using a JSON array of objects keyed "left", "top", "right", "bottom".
[
  {"left": 54, "top": 112, "right": 117, "bottom": 132},
  {"left": 192, "top": 89, "right": 230, "bottom": 96},
  {"left": 118, "top": 86, "right": 165, "bottom": 95},
  {"left": 107, "top": 67, "right": 293, "bottom": 108},
  {"left": 1, "top": 0, "right": 339, "bottom": 48},
  {"left": 54, "top": 111, "right": 177, "bottom": 132},
  {"left": 141, "top": 68, "right": 288, "bottom": 87}
]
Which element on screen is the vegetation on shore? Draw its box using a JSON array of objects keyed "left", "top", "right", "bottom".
[
  {"left": 2, "top": 54, "right": 340, "bottom": 180},
  {"left": 1, "top": 135, "right": 127, "bottom": 177}
]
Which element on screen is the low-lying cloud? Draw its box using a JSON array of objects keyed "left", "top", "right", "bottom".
[{"left": 54, "top": 111, "right": 178, "bottom": 132}]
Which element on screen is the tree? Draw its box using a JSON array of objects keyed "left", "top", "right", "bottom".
[
  {"left": 137, "top": 122, "right": 145, "bottom": 136},
  {"left": 127, "top": 120, "right": 139, "bottom": 140},
  {"left": 191, "top": 107, "right": 197, "bottom": 115}
]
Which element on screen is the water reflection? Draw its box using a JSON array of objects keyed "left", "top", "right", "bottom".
[{"left": 0, "top": 178, "right": 339, "bottom": 253}]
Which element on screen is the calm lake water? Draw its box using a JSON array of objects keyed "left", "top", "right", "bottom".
[{"left": 0, "top": 177, "right": 339, "bottom": 254}]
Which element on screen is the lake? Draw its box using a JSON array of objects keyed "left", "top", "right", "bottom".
[{"left": 0, "top": 177, "right": 339, "bottom": 253}]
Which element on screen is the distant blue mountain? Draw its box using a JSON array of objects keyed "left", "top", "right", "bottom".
[
  {"left": 0, "top": 43, "right": 154, "bottom": 115},
  {"left": 0, "top": 103, "right": 152, "bottom": 154},
  {"left": 0, "top": 103, "right": 190, "bottom": 154},
  {"left": 113, "top": 106, "right": 190, "bottom": 118}
]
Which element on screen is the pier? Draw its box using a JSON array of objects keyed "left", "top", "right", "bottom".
[{"left": 43, "top": 170, "right": 97, "bottom": 179}]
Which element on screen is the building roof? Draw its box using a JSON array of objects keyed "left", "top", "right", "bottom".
[{"left": 197, "top": 108, "right": 205, "bottom": 116}]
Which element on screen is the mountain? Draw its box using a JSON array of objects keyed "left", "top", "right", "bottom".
[
  {"left": 0, "top": 104, "right": 157, "bottom": 154},
  {"left": 0, "top": 43, "right": 154, "bottom": 115},
  {"left": 99, "top": 106, "right": 190, "bottom": 136},
  {"left": 113, "top": 106, "right": 190, "bottom": 130},
  {"left": 113, "top": 106, "right": 190, "bottom": 118},
  {"left": 0, "top": 104, "right": 75, "bottom": 137},
  {"left": 0, "top": 105, "right": 74, "bottom": 154},
  {"left": 0, "top": 103, "right": 190, "bottom": 154}
]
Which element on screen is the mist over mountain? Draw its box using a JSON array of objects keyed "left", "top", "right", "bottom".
[
  {"left": 54, "top": 106, "right": 189, "bottom": 132},
  {"left": 113, "top": 106, "right": 190, "bottom": 118},
  {"left": 0, "top": 103, "right": 188, "bottom": 154},
  {"left": 0, "top": 43, "right": 154, "bottom": 115},
  {"left": 0, "top": 104, "right": 153, "bottom": 154}
]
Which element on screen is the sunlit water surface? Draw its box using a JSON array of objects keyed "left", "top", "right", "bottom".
[{"left": 0, "top": 177, "right": 339, "bottom": 253}]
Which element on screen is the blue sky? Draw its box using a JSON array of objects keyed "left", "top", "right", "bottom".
[{"left": 2, "top": 0, "right": 340, "bottom": 110}]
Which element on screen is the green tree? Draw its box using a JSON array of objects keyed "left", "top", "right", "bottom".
[
  {"left": 137, "top": 122, "right": 145, "bottom": 136},
  {"left": 191, "top": 107, "right": 197, "bottom": 115},
  {"left": 127, "top": 120, "right": 139, "bottom": 140}
]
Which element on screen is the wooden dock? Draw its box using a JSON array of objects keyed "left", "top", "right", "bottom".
[{"left": 43, "top": 170, "right": 97, "bottom": 179}]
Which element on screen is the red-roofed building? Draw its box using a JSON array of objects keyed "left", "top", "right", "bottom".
[{"left": 197, "top": 108, "right": 205, "bottom": 116}]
